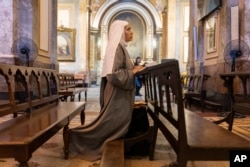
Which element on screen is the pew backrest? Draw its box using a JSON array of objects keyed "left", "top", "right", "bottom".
[
  {"left": 138, "top": 60, "right": 187, "bottom": 156},
  {"left": 0, "top": 64, "right": 59, "bottom": 118},
  {"left": 138, "top": 60, "right": 250, "bottom": 166},
  {"left": 57, "top": 73, "right": 76, "bottom": 90}
]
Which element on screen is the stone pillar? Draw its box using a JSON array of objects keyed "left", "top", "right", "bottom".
[
  {"left": 78, "top": 0, "right": 88, "bottom": 73},
  {"left": 16, "top": 0, "right": 38, "bottom": 67},
  {"left": 50, "top": 0, "right": 58, "bottom": 70},
  {"left": 161, "top": 8, "right": 168, "bottom": 59},
  {"left": 242, "top": 1, "right": 250, "bottom": 43},
  {"left": 86, "top": 0, "right": 91, "bottom": 84},
  {"left": 0, "top": 0, "right": 14, "bottom": 64},
  {"left": 0, "top": 0, "right": 55, "bottom": 68},
  {"left": 241, "top": 1, "right": 250, "bottom": 71},
  {"left": 0, "top": 0, "right": 36, "bottom": 65},
  {"left": 187, "top": 0, "right": 197, "bottom": 74}
]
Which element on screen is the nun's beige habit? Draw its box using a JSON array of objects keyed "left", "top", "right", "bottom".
[{"left": 69, "top": 20, "right": 135, "bottom": 161}]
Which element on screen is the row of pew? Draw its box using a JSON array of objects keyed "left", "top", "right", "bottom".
[{"left": 0, "top": 65, "right": 86, "bottom": 166}]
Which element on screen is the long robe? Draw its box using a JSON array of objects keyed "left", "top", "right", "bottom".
[{"left": 69, "top": 43, "right": 135, "bottom": 161}]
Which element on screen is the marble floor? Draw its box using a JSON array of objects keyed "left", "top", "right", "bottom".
[{"left": 0, "top": 86, "right": 249, "bottom": 167}]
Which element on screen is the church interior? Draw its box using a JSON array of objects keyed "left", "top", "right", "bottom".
[{"left": 0, "top": 0, "right": 250, "bottom": 167}]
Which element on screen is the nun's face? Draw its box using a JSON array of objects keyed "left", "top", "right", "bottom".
[{"left": 124, "top": 24, "right": 133, "bottom": 42}]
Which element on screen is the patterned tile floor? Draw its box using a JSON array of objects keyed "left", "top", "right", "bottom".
[{"left": 0, "top": 86, "right": 249, "bottom": 167}]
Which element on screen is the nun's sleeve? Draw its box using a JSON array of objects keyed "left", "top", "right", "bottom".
[{"left": 106, "top": 45, "right": 134, "bottom": 90}]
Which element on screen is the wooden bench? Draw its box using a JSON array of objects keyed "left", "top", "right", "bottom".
[
  {"left": 0, "top": 65, "right": 86, "bottom": 166},
  {"left": 220, "top": 72, "right": 250, "bottom": 131},
  {"left": 138, "top": 60, "right": 250, "bottom": 166},
  {"left": 58, "top": 73, "right": 87, "bottom": 101},
  {"left": 182, "top": 74, "right": 209, "bottom": 108},
  {"left": 182, "top": 74, "right": 223, "bottom": 113},
  {"left": 74, "top": 73, "right": 87, "bottom": 87}
]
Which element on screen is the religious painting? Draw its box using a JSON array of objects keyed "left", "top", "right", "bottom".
[
  {"left": 57, "top": 27, "right": 76, "bottom": 61},
  {"left": 206, "top": 16, "right": 216, "bottom": 53}
]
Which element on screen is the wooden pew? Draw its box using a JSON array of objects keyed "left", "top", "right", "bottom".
[
  {"left": 182, "top": 74, "right": 209, "bottom": 108},
  {"left": 58, "top": 73, "right": 87, "bottom": 101},
  {"left": 182, "top": 73, "right": 223, "bottom": 113},
  {"left": 138, "top": 60, "right": 250, "bottom": 167},
  {"left": 0, "top": 65, "right": 86, "bottom": 166},
  {"left": 74, "top": 73, "right": 87, "bottom": 87}
]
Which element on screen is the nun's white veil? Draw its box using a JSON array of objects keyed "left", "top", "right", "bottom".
[{"left": 101, "top": 20, "right": 128, "bottom": 77}]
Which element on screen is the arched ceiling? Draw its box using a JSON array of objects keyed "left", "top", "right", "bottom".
[{"left": 92, "top": 0, "right": 162, "bottom": 32}]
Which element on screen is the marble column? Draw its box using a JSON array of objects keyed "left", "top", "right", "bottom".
[
  {"left": 243, "top": 1, "right": 250, "bottom": 46},
  {"left": 0, "top": 0, "right": 55, "bottom": 68},
  {"left": 187, "top": 0, "right": 198, "bottom": 74},
  {"left": 161, "top": 8, "right": 167, "bottom": 59},
  {"left": 0, "top": 1, "right": 15, "bottom": 64},
  {"left": 50, "top": 0, "right": 58, "bottom": 70},
  {"left": 86, "top": 0, "right": 91, "bottom": 82},
  {"left": 241, "top": 1, "right": 250, "bottom": 71},
  {"left": 78, "top": 0, "right": 88, "bottom": 73}
]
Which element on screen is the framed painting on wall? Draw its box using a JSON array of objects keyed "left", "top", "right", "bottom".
[
  {"left": 57, "top": 27, "right": 76, "bottom": 61},
  {"left": 206, "top": 16, "right": 217, "bottom": 53}
]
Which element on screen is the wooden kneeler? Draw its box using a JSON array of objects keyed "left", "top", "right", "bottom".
[{"left": 100, "top": 140, "right": 124, "bottom": 167}]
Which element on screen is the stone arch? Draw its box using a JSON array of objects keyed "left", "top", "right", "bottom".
[
  {"left": 93, "top": 0, "right": 162, "bottom": 30},
  {"left": 92, "top": 0, "right": 162, "bottom": 60}
]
